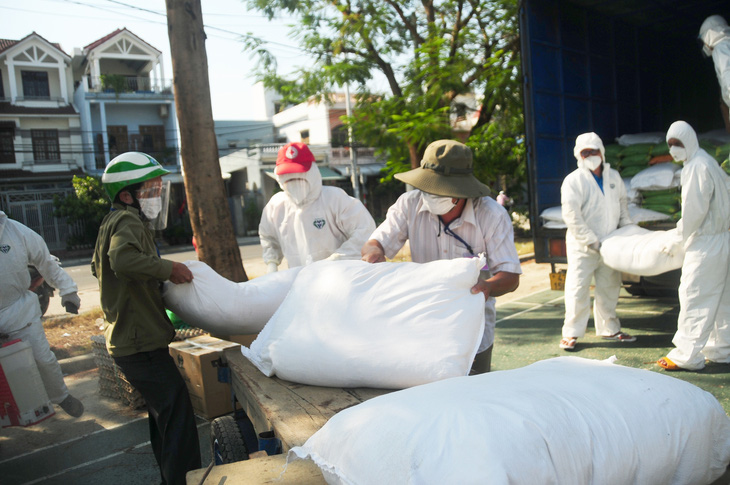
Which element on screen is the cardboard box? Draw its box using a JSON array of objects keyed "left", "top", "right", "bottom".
[
  {"left": 169, "top": 335, "right": 240, "bottom": 420},
  {"left": 227, "top": 334, "right": 259, "bottom": 348}
]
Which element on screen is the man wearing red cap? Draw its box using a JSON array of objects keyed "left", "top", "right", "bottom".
[{"left": 259, "top": 142, "right": 376, "bottom": 272}]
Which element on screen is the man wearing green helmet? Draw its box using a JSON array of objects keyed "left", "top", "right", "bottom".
[{"left": 92, "top": 152, "right": 201, "bottom": 484}]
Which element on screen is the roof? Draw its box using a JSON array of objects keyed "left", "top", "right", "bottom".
[
  {"left": 0, "top": 168, "right": 85, "bottom": 183},
  {"left": 0, "top": 32, "right": 68, "bottom": 57},
  {"left": 84, "top": 28, "right": 161, "bottom": 55},
  {"left": 0, "top": 103, "right": 78, "bottom": 116}
]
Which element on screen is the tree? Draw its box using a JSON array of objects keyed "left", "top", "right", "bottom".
[
  {"left": 244, "top": 0, "right": 523, "bottom": 195},
  {"left": 53, "top": 175, "right": 110, "bottom": 248},
  {"left": 165, "top": 0, "right": 248, "bottom": 282}
]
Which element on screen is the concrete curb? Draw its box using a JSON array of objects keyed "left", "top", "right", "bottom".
[{"left": 59, "top": 353, "right": 97, "bottom": 376}]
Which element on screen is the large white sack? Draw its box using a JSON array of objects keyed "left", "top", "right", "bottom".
[
  {"left": 628, "top": 204, "right": 672, "bottom": 223},
  {"left": 289, "top": 357, "right": 730, "bottom": 485},
  {"left": 630, "top": 162, "right": 681, "bottom": 191},
  {"left": 162, "top": 261, "right": 302, "bottom": 335},
  {"left": 600, "top": 225, "right": 684, "bottom": 276},
  {"left": 241, "top": 258, "right": 486, "bottom": 389},
  {"left": 616, "top": 132, "right": 665, "bottom": 146}
]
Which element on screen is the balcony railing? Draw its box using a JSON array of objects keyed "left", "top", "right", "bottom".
[{"left": 86, "top": 75, "right": 173, "bottom": 95}]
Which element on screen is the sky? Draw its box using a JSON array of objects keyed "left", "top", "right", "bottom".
[{"left": 0, "top": 0, "right": 307, "bottom": 120}]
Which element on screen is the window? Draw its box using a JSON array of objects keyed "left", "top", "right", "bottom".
[
  {"left": 0, "top": 71, "right": 4, "bottom": 98},
  {"left": 22, "top": 71, "right": 50, "bottom": 99},
  {"left": 139, "top": 125, "right": 166, "bottom": 156},
  {"left": 31, "top": 129, "right": 59, "bottom": 161},
  {"left": 0, "top": 127, "right": 15, "bottom": 164},
  {"left": 107, "top": 126, "right": 129, "bottom": 158},
  {"left": 300, "top": 130, "right": 310, "bottom": 144}
]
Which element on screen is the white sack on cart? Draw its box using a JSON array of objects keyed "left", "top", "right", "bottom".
[
  {"left": 630, "top": 163, "right": 681, "bottom": 191},
  {"left": 539, "top": 206, "right": 567, "bottom": 229},
  {"left": 242, "top": 258, "right": 486, "bottom": 389},
  {"left": 288, "top": 357, "right": 730, "bottom": 485},
  {"left": 616, "top": 132, "right": 666, "bottom": 146},
  {"left": 162, "top": 261, "right": 302, "bottom": 335},
  {"left": 600, "top": 225, "right": 684, "bottom": 276}
]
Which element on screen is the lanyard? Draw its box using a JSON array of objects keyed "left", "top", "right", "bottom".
[{"left": 440, "top": 218, "right": 475, "bottom": 256}]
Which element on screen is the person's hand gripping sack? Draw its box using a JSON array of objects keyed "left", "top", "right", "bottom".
[{"left": 61, "top": 292, "right": 81, "bottom": 314}]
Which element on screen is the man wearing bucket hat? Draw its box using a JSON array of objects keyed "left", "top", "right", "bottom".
[
  {"left": 559, "top": 132, "right": 635, "bottom": 352},
  {"left": 259, "top": 142, "right": 375, "bottom": 272},
  {"left": 92, "top": 152, "right": 201, "bottom": 484},
  {"left": 361, "top": 139, "right": 521, "bottom": 373}
]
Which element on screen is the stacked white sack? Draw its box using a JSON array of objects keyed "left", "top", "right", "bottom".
[
  {"left": 600, "top": 225, "right": 684, "bottom": 276},
  {"left": 289, "top": 357, "right": 730, "bottom": 485},
  {"left": 162, "top": 261, "right": 302, "bottom": 335},
  {"left": 242, "top": 258, "right": 486, "bottom": 389},
  {"left": 539, "top": 205, "right": 672, "bottom": 228}
]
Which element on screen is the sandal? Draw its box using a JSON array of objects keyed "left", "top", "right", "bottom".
[
  {"left": 602, "top": 332, "right": 636, "bottom": 343},
  {"left": 559, "top": 337, "right": 577, "bottom": 350},
  {"left": 657, "top": 357, "right": 680, "bottom": 371}
]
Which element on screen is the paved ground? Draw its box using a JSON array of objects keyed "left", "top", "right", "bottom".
[{"left": 2, "top": 241, "right": 728, "bottom": 483}]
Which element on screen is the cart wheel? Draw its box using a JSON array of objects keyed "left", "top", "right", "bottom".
[{"left": 211, "top": 416, "right": 249, "bottom": 465}]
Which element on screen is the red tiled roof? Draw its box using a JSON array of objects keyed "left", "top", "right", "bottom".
[
  {"left": 0, "top": 103, "right": 78, "bottom": 116},
  {"left": 84, "top": 28, "right": 161, "bottom": 54},
  {"left": 0, "top": 32, "right": 68, "bottom": 57}
]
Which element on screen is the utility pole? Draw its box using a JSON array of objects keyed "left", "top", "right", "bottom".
[
  {"left": 344, "top": 82, "right": 361, "bottom": 201},
  {"left": 165, "top": 0, "right": 248, "bottom": 282}
]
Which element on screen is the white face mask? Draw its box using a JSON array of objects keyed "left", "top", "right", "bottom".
[
  {"left": 583, "top": 155, "right": 603, "bottom": 171},
  {"left": 669, "top": 146, "right": 687, "bottom": 162},
  {"left": 283, "top": 179, "right": 310, "bottom": 205},
  {"left": 139, "top": 196, "right": 162, "bottom": 220},
  {"left": 421, "top": 193, "right": 457, "bottom": 215}
]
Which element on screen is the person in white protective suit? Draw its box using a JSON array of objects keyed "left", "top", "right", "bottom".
[
  {"left": 699, "top": 15, "right": 730, "bottom": 131},
  {"left": 559, "top": 132, "right": 636, "bottom": 351},
  {"left": 259, "top": 142, "right": 376, "bottom": 272},
  {"left": 0, "top": 211, "right": 84, "bottom": 417},
  {"left": 658, "top": 121, "right": 730, "bottom": 371}
]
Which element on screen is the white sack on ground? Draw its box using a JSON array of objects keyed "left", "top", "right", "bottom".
[
  {"left": 630, "top": 163, "right": 681, "bottom": 191},
  {"left": 288, "top": 357, "right": 730, "bottom": 485},
  {"left": 241, "top": 258, "right": 486, "bottom": 389},
  {"left": 162, "top": 261, "right": 302, "bottom": 335},
  {"left": 600, "top": 225, "right": 684, "bottom": 276}
]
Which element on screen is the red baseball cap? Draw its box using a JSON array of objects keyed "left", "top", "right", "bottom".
[{"left": 275, "top": 142, "right": 315, "bottom": 175}]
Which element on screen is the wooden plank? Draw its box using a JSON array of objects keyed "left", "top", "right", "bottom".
[
  {"left": 186, "top": 454, "right": 326, "bottom": 484},
  {"left": 222, "top": 347, "right": 389, "bottom": 451}
]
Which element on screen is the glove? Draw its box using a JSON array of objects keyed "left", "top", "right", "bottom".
[
  {"left": 266, "top": 262, "right": 278, "bottom": 274},
  {"left": 61, "top": 292, "right": 81, "bottom": 314}
]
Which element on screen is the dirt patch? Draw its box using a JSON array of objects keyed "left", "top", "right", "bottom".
[{"left": 42, "top": 308, "right": 105, "bottom": 359}]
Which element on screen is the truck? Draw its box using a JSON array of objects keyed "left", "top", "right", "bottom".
[{"left": 520, "top": 0, "right": 730, "bottom": 295}]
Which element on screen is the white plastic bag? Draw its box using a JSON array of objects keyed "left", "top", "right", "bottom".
[
  {"left": 241, "top": 258, "right": 486, "bottom": 389},
  {"left": 600, "top": 225, "right": 684, "bottom": 276},
  {"left": 162, "top": 261, "right": 302, "bottom": 335},
  {"left": 288, "top": 357, "right": 730, "bottom": 485}
]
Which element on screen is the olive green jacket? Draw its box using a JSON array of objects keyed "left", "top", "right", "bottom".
[{"left": 92, "top": 204, "right": 174, "bottom": 357}]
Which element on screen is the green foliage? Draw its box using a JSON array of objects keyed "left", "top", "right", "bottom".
[
  {"left": 53, "top": 176, "right": 110, "bottom": 248},
  {"left": 244, "top": 0, "right": 524, "bottom": 189},
  {"left": 100, "top": 74, "right": 128, "bottom": 99}
]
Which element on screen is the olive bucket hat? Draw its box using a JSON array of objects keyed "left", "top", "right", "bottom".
[{"left": 395, "top": 140, "right": 491, "bottom": 198}]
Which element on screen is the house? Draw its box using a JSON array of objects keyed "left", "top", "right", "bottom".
[
  {"left": 72, "top": 28, "right": 178, "bottom": 173},
  {"left": 0, "top": 32, "right": 84, "bottom": 250}
]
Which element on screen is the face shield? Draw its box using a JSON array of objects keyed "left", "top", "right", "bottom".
[{"left": 136, "top": 179, "right": 170, "bottom": 230}]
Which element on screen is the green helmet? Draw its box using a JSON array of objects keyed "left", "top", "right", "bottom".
[{"left": 102, "top": 152, "right": 170, "bottom": 201}]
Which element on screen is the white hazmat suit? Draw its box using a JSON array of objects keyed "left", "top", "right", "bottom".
[
  {"left": 259, "top": 163, "right": 376, "bottom": 270},
  {"left": 0, "top": 211, "right": 78, "bottom": 404},
  {"left": 665, "top": 121, "right": 730, "bottom": 370},
  {"left": 700, "top": 15, "right": 730, "bottom": 109},
  {"left": 561, "top": 133, "right": 633, "bottom": 340}
]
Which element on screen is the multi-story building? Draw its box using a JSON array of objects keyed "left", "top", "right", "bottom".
[
  {"left": 1, "top": 29, "right": 183, "bottom": 250},
  {"left": 0, "top": 32, "right": 84, "bottom": 250}
]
